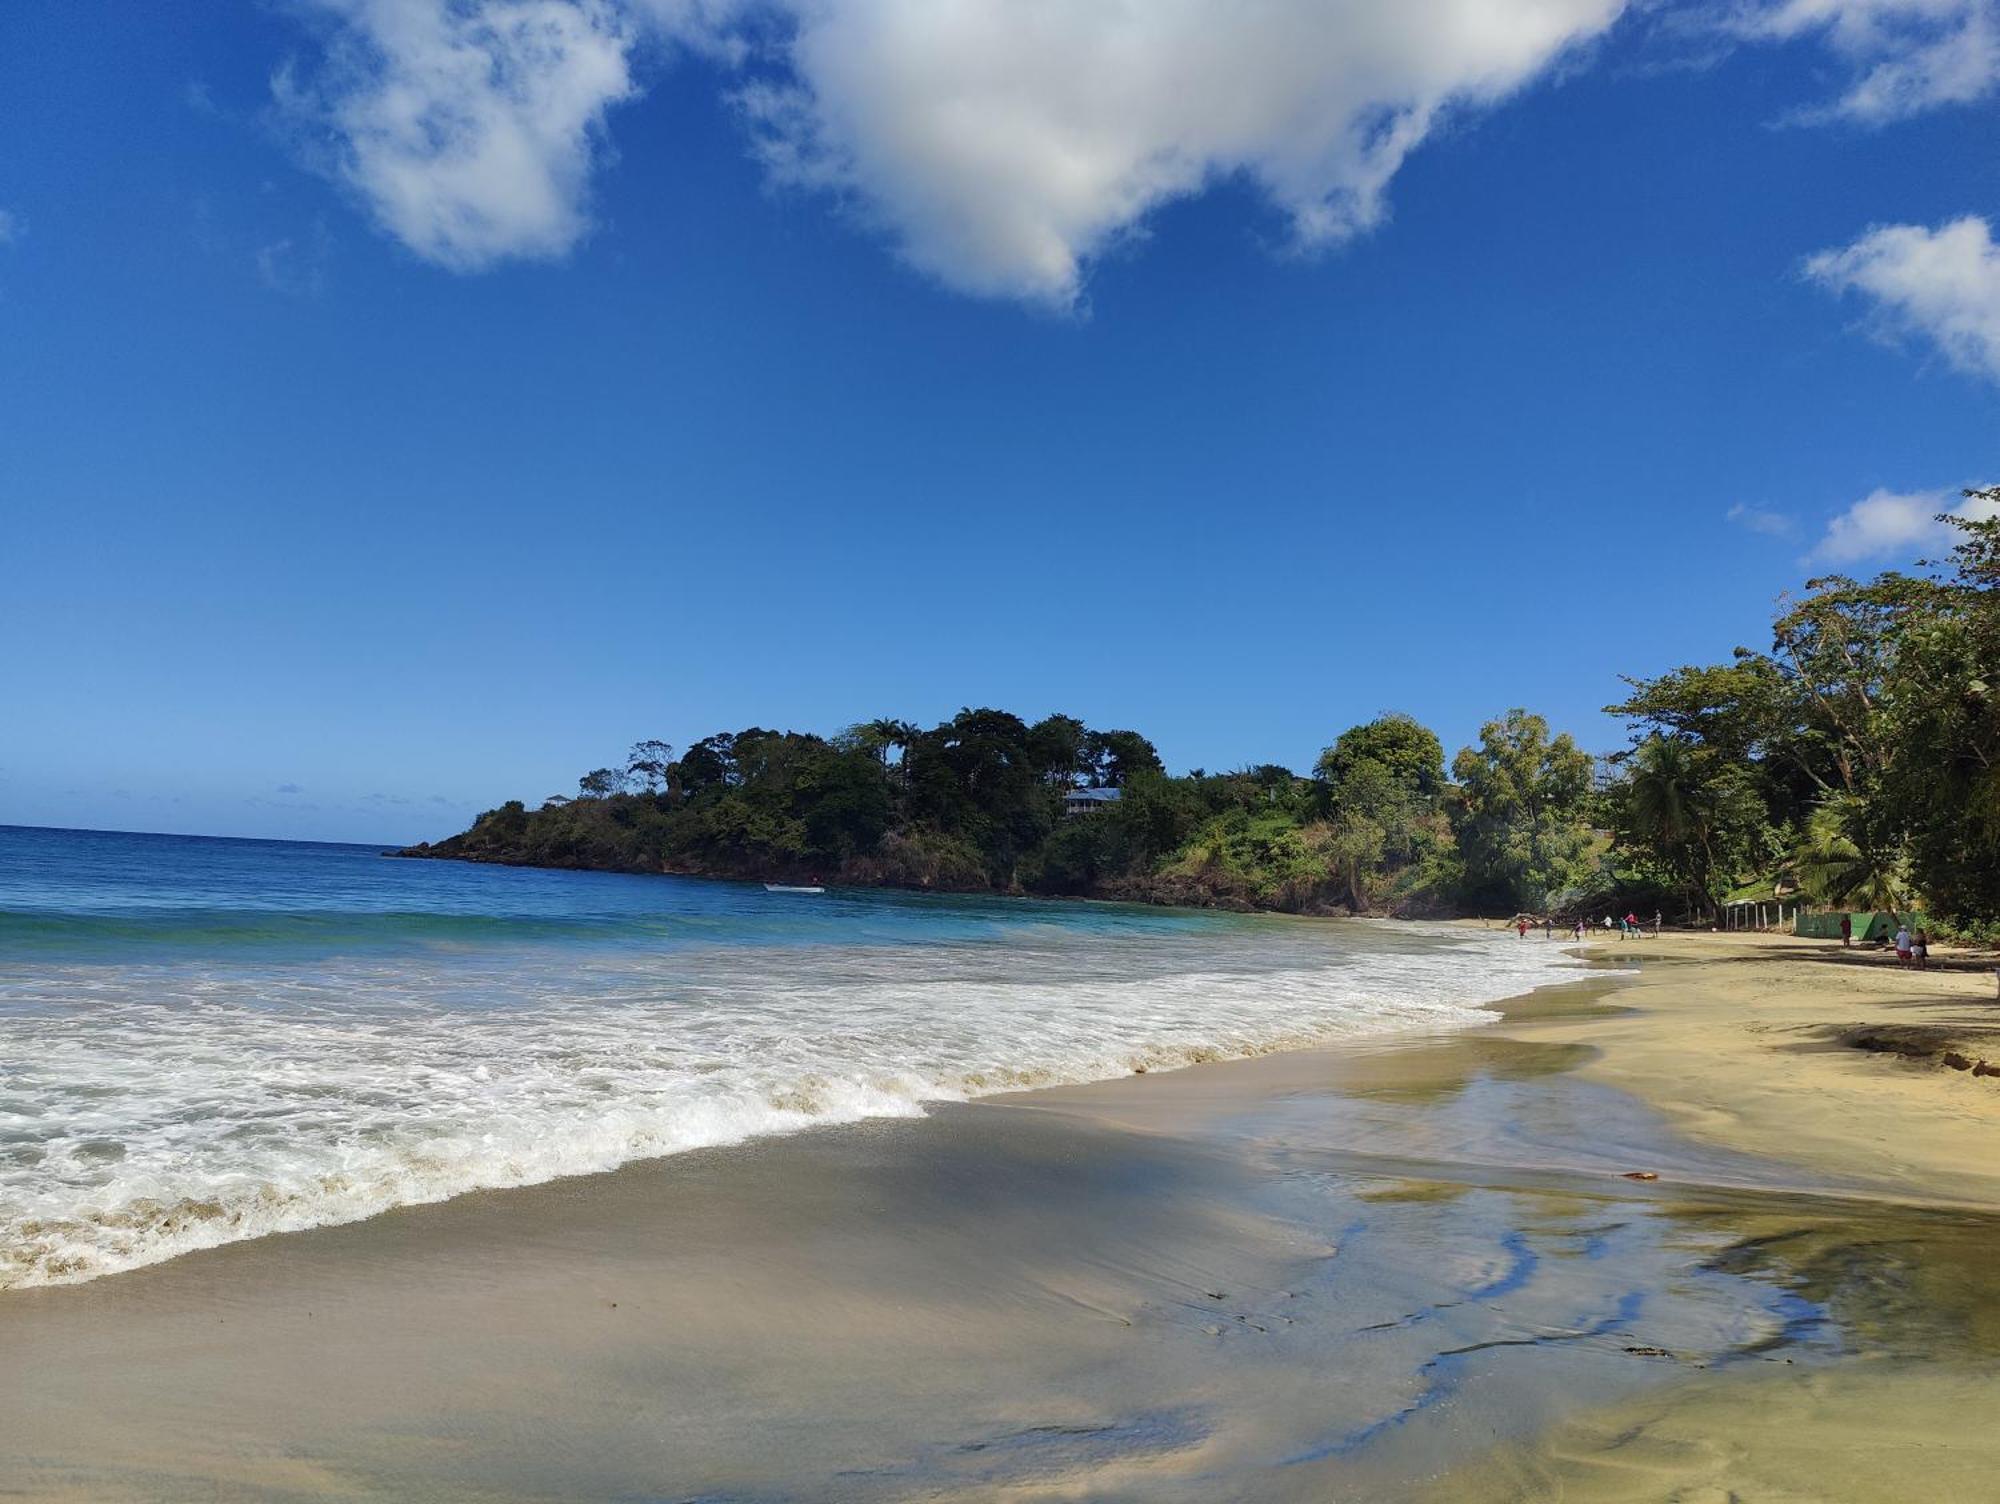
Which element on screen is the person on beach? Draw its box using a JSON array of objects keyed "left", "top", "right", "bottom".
[
  {"left": 1840, "top": 913, "right": 1852, "bottom": 948},
  {"left": 1895, "top": 924, "right": 1913, "bottom": 964},
  {"left": 1654, "top": 909, "right": 1663, "bottom": 936},
  {"left": 1914, "top": 927, "right": 1931, "bottom": 969},
  {"left": 1518, "top": 917, "right": 1529, "bottom": 938},
  {"left": 1575, "top": 919, "right": 1586, "bottom": 942}
]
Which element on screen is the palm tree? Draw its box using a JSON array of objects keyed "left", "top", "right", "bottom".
[
  {"left": 852, "top": 718, "right": 919, "bottom": 788},
  {"left": 1791, "top": 801, "right": 1906, "bottom": 911},
  {"left": 1623, "top": 737, "right": 1716, "bottom": 918}
]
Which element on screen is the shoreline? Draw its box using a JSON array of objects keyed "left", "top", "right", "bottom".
[
  {"left": 1522, "top": 928, "right": 2000, "bottom": 1206},
  {"left": 6, "top": 933, "right": 1999, "bottom": 1499},
  {"left": 1422, "top": 928, "right": 2000, "bottom": 1501},
  {"left": 2, "top": 915, "right": 1568, "bottom": 1295},
  {"left": 387, "top": 842, "right": 1453, "bottom": 918}
]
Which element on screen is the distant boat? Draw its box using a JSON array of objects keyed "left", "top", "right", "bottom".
[{"left": 764, "top": 883, "right": 826, "bottom": 894}]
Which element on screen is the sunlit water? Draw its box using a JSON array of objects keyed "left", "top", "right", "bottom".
[{"left": 0, "top": 825, "right": 1591, "bottom": 1288}]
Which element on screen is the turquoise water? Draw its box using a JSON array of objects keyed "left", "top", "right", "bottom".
[
  {"left": 0, "top": 824, "right": 1227, "bottom": 958},
  {"left": 0, "top": 825, "right": 1588, "bottom": 1288}
]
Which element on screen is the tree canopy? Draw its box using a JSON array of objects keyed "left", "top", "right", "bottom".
[
  {"left": 414, "top": 708, "right": 1486, "bottom": 916},
  {"left": 1448, "top": 710, "right": 1595, "bottom": 914},
  {"left": 409, "top": 504, "right": 2000, "bottom": 940},
  {"left": 1601, "top": 488, "right": 1999, "bottom": 933}
]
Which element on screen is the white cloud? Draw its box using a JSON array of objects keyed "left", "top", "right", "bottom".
[
  {"left": 277, "top": 0, "right": 641, "bottom": 271},
  {"left": 279, "top": 0, "right": 1630, "bottom": 298},
  {"left": 735, "top": 0, "right": 1628, "bottom": 306},
  {"left": 1727, "top": 502, "right": 1799, "bottom": 537},
  {"left": 1739, "top": 0, "right": 2000, "bottom": 120},
  {"left": 1806, "top": 215, "right": 2000, "bottom": 383},
  {"left": 1806, "top": 485, "right": 2000, "bottom": 564},
  {"left": 0, "top": 209, "right": 22, "bottom": 245},
  {"left": 269, "top": 0, "right": 1991, "bottom": 303}
]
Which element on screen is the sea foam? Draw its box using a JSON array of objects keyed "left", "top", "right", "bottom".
[{"left": 1, "top": 893, "right": 1591, "bottom": 1289}]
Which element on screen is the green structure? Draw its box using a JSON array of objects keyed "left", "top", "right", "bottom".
[{"left": 1793, "top": 910, "right": 1925, "bottom": 942}]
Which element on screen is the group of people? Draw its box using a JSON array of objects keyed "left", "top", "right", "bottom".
[
  {"left": 1599, "top": 911, "right": 1659, "bottom": 940},
  {"left": 1836, "top": 912, "right": 1934, "bottom": 968},
  {"left": 1515, "top": 912, "right": 1662, "bottom": 940}
]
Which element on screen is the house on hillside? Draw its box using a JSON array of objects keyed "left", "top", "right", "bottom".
[{"left": 1063, "top": 787, "right": 1122, "bottom": 818}]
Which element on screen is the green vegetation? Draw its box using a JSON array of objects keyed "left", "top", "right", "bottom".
[
  {"left": 1604, "top": 491, "right": 1998, "bottom": 935},
  {"left": 406, "top": 704, "right": 1594, "bottom": 917},
  {"left": 408, "top": 494, "right": 1998, "bottom": 933}
]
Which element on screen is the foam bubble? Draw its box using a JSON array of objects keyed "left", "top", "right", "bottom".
[{"left": 0, "top": 917, "right": 1594, "bottom": 1288}]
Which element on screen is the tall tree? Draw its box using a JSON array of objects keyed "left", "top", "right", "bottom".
[
  {"left": 674, "top": 735, "right": 736, "bottom": 796},
  {"left": 1766, "top": 570, "right": 1935, "bottom": 801},
  {"left": 577, "top": 767, "right": 630, "bottom": 799},
  {"left": 626, "top": 740, "right": 675, "bottom": 794},
  {"left": 1315, "top": 713, "right": 1445, "bottom": 799},
  {"left": 1610, "top": 736, "right": 1763, "bottom": 918},
  {"left": 1871, "top": 494, "right": 2000, "bottom": 922},
  {"left": 1084, "top": 729, "right": 1164, "bottom": 788},
  {"left": 1607, "top": 653, "right": 1821, "bottom": 831},
  {"left": 1027, "top": 714, "right": 1091, "bottom": 786},
  {"left": 905, "top": 708, "right": 1049, "bottom": 880},
  {"left": 1450, "top": 709, "right": 1595, "bottom": 912}
]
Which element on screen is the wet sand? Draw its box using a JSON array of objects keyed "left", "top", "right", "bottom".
[
  {"left": 5, "top": 933, "right": 1999, "bottom": 1500},
  {"left": 1426, "top": 929, "right": 2000, "bottom": 1500}
]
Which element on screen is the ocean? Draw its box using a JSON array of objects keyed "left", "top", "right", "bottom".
[{"left": 0, "top": 825, "right": 1588, "bottom": 1289}]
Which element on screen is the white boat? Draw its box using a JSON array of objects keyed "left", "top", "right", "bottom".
[{"left": 764, "top": 883, "right": 826, "bottom": 894}]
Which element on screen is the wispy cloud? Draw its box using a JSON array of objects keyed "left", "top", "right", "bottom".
[
  {"left": 275, "top": 0, "right": 641, "bottom": 272},
  {"left": 275, "top": 782, "right": 306, "bottom": 795},
  {"left": 1726, "top": 502, "right": 1799, "bottom": 537},
  {"left": 1731, "top": 0, "right": 2000, "bottom": 122},
  {"left": 1805, "top": 485, "right": 2000, "bottom": 565},
  {"left": 1806, "top": 215, "right": 2000, "bottom": 383},
  {"left": 0, "top": 209, "right": 23, "bottom": 246},
  {"left": 255, "top": 218, "right": 335, "bottom": 296}
]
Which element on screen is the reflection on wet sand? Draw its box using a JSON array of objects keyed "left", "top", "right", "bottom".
[{"left": 4, "top": 956, "right": 1998, "bottom": 1500}]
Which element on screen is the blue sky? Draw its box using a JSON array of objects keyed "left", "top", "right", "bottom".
[{"left": 3, "top": 0, "right": 1997, "bottom": 843}]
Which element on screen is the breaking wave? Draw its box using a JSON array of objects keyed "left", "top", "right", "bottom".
[{"left": 0, "top": 831, "right": 1596, "bottom": 1288}]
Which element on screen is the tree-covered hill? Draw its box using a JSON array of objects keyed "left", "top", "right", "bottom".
[
  {"left": 405, "top": 494, "right": 1998, "bottom": 935},
  {"left": 400, "top": 707, "right": 1604, "bottom": 918}
]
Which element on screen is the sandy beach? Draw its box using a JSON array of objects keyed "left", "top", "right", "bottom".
[
  {"left": 5, "top": 929, "right": 1999, "bottom": 1501},
  {"left": 22, "top": 7, "right": 1999, "bottom": 1497}
]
